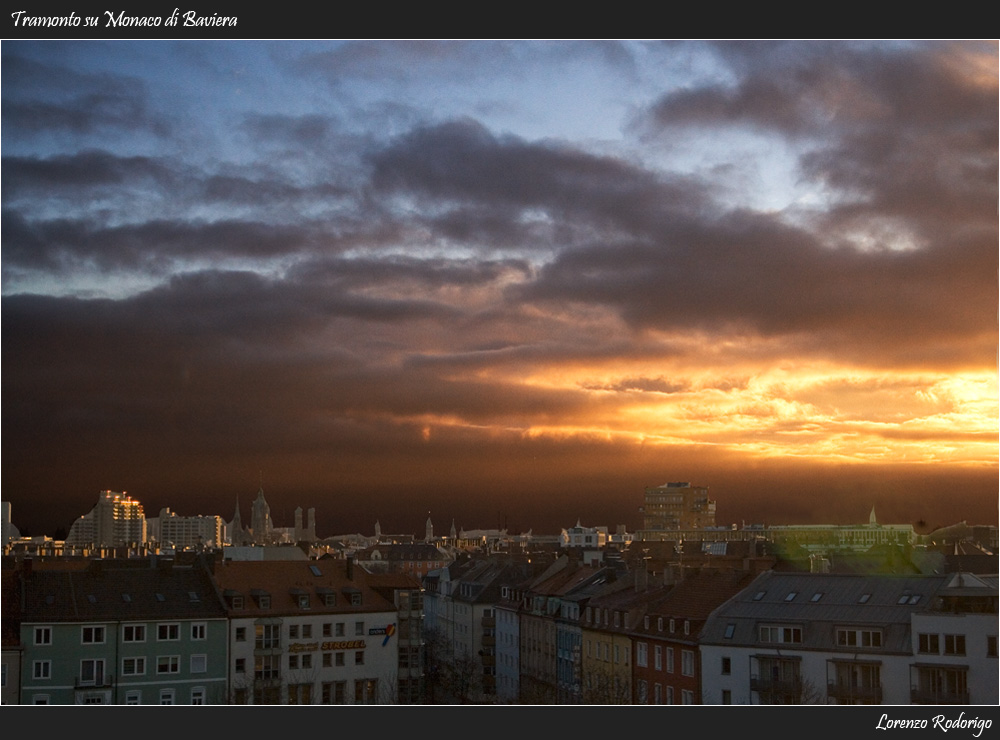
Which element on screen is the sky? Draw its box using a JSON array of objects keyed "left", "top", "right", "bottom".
[{"left": 2, "top": 40, "right": 997, "bottom": 539}]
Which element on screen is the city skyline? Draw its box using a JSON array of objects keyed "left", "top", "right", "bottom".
[{"left": 2, "top": 40, "right": 997, "bottom": 538}]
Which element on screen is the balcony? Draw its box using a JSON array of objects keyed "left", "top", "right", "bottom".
[
  {"left": 911, "top": 688, "right": 970, "bottom": 705},
  {"left": 750, "top": 676, "right": 802, "bottom": 697},
  {"left": 827, "top": 681, "right": 883, "bottom": 704},
  {"left": 481, "top": 616, "right": 496, "bottom": 628},
  {"left": 482, "top": 635, "right": 496, "bottom": 647}
]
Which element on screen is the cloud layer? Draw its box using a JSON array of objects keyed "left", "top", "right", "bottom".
[{"left": 3, "top": 40, "right": 996, "bottom": 536}]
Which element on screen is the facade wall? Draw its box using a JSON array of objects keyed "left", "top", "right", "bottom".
[
  {"left": 228, "top": 609, "right": 398, "bottom": 704},
  {"left": 20, "top": 617, "right": 227, "bottom": 705}
]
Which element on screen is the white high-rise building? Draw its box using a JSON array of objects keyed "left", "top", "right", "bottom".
[{"left": 65, "top": 490, "right": 147, "bottom": 547}]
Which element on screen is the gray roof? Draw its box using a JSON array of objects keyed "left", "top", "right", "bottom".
[{"left": 701, "top": 571, "right": 951, "bottom": 654}]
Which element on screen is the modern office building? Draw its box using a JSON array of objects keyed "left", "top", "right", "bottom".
[
  {"left": 64, "top": 491, "right": 147, "bottom": 548},
  {"left": 642, "top": 482, "right": 716, "bottom": 532}
]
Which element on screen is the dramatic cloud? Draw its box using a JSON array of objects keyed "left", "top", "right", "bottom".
[{"left": 2, "top": 40, "right": 996, "bottom": 538}]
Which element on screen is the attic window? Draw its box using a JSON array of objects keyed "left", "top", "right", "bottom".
[
  {"left": 858, "top": 593, "right": 871, "bottom": 604},
  {"left": 155, "top": 593, "right": 166, "bottom": 602},
  {"left": 251, "top": 590, "right": 271, "bottom": 609},
  {"left": 753, "top": 591, "right": 766, "bottom": 601},
  {"left": 189, "top": 592, "right": 200, "bottom": 603},
  {"left": 232, "top": 595, "right": 244, "bottom": 609},
  {"left": 309, "top": 565, "right": 322, "bottom": 576},
  {"left": 907, "top": 595, "right": 921, "bottom": 605},
  {"left": 810, "top": 593, "right": 823, "bottom": 602},
  {"left": 897, "top": 595, "right": 910, "bottom": 605},
  {"left": 87, "top": 594, "right": 97, "bottom": 604},
  {"left": 122, "top": 594, "right": 132, "bottom": 603},
  {"left": 724, "top": 623, "right": 736, "bottom": 639},
  {"left": 784, "top": 592, "right": 798, "bottom": 602}
]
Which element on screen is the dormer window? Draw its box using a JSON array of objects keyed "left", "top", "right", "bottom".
[{"left": 252, "top": 590, "right": 271, "bottom": 609}]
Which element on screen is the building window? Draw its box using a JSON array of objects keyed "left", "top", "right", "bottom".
[
  {"left": 302, "top": 624, "right": 313, "bottom": 638},
  {"left": 255, "top": 654, "right": 280, "bottom": 681},
  {"left": 191, "top": 622, "right": 207, "bottom": 640},
  {"left": 336, "top": 622, "right": 345, "bottom": 637},
  {"left": 157, "top": 656, "right": 180, "bottom": 674},
  {"left": 191, "top": 687, "right": 205, "bottom": 705},
  {"left": 722, "top": 690, "right": 732, "bottom": 705},
  {"left": 125, "top": 690, "right": 141, "bottom": 705},
  {"left": 721, "top": 656, "right": 731, "bottom": 675},
  {"left": 298, "top": 594, "right": 311, "bottom": 609},
  {"left": 759, "top": 625, "right": 802, "bottom": 644},
  {"left": 32, "top": 660, "right": 51, "bottom": 680},
  {"left": 666, "top": 647, "right": 674, "bottom": 673},
  {"left": 355, "top": 678, "right": 378, "bottom": 704},
  {"left": 122, "top": 657, "right": 146, "bottom": 676},
  {"left": 82, "top": 626, "right": 106, "bottom": 644},
  {"left": 943, "top": 634, "right": 966, "bottom": 656},
  {"left": 256, "top": 623, "right": 280, "bottom": 650},
  {"left": 918, "top": 633, "right": 940, "bottom": 654},
  {"left": 257, "top": 594, "right": 271, "bottom": 609},
  {"left": 355, "top": 651, "right": 365, "bottom": 665},
  {"left": 191, "top": 654, "right": 207, "bottom": 673},
  {"left": 235, "top": 626, "right": 246, "bottom": 642},
  {"left": 323, "top": 623, "right": 332, "bottom": 637},
  {"left": 123, "top": 624, "right": 146, "bottom": 642},
  {"left": 157, "top": 623, "right": 180, "bottom": 641},
  {"left": 235, "top": 658, "right": 246, "bottom": 673},
  {"left": 657, "top": 617, "right": 663, "bottom": 632},
  {"left": 289, "top": 624, "right": 299, "bottom": 639},
  {"left": 666, "top": 686, "right": 674, "bottom": 704},
  {"left": 32, "top": 695, "right": 50, "bottom": 705},
  {"left": 682, "top": 689, "right": 694, "bottom": 704},
  {"left": 34, "top": 626, "right": 52, "bottom": 645},
  {"left": 669, "top": 618, "right": 675, "bottom": 633},
  {"left": 231, "top": 595, "right": 244, "bottom": 609},
  {"left": 289, "top": 654, "right": 299, "bottom": 670},
  {"left": 288, "top": 683, "right": 313, "bottom": 705},
  {"left": 355, "top": 621, "right": 364, "bottom": 636},
  {"left": 654, "top": 645, "right": 662, "bottom": 670},
  {"left": 322, "top": 681, "right": 346, "bottom": 704},
  {"left": 682, "top": 649, "right": 695, "bottom": 677},
  {"left": 837, "top": 628, "right": 882, "bottom": 648},
  {"left": 637, "top": 641, "right": 648, "bottom": 667},
  {"left": 80, "top": 658, "right": 105, "bottom": 685},
  {"left": 302, "top": 654, "right": 313, "bottom": 670},
  {"left": 336, "top": 652, "right": 345, "bottom": 666},
  {"left": 159, "top": 689, "right": 175, "bottom": 705},
  {"left": 684, "top": 620, "right": 690, "bottom": 635},
  {"left": 654, "top": 683, "right": 662, "bottom": 704},
  {"left": 614, "top": 644, "right": 620, "bottom": 664},
  {"left": 637, "top": 679, "right": 648, "bottom": 704}
]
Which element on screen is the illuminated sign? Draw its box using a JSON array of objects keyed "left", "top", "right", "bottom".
[
  {"left": 288, "top": 640, "right": 366, "bottom": 652},
  {"left": 369, "top": 624, "right": 396, "bottom": 646}
]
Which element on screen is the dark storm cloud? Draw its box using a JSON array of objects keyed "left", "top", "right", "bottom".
[
  {"left": 3, "top": 150, "right": 177, "bottom": 193},
  {"left": 2, "top": 53, "right": 169, "bottom": 137},
  {"left": 369, "top": 118, "right": 709, "bottom": 233},
  {"left": 646, "top": 41, "right": 997, "bottom": 234},
  {"left": 1, "top": 213, "right": 320, "bottom": 274}
]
